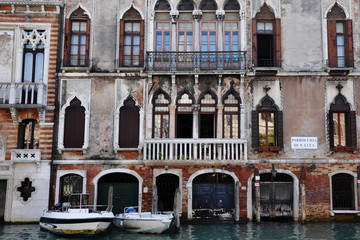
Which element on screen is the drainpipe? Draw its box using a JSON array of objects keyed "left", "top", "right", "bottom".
[{"left": 48, "top": 4, "right": 64, "bottom": 209}]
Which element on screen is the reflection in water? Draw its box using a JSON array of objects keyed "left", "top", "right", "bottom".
[{"left": 0, "top": 222, "right": 360, "bottom": 239}]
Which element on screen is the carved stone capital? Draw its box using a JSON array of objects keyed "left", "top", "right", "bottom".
[
  {"left": 216, "top": 10, "right": 225, "bottom": 21},
  {"left": 192, "top": 10, "right": 202, "bottom": 21},
  {"left": 170, "top": 10, "right": 179, "bottom": 23}
]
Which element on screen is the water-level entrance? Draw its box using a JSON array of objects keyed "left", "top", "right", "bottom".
[{"left": 192, "top": 173, "right": 234, "bottom": 219}]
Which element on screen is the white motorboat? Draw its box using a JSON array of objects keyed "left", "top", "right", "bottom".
[
  {"left": 113, "top": 206, "right": 173, "bottom": 234},
  {"left": 39, "top": 193, "right": 115, "bottom": 236}
]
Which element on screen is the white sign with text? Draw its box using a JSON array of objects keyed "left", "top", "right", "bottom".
[{"left": 291, "top": 137, "right": 318, "bottom": 150}]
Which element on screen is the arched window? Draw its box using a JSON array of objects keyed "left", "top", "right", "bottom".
[
  {"left": 176, "top": 91, "right": 193, "bottom": 138},
  {"left": 223, "top": 93, "right": 240, "bottom": 138},
  {"left": 153, "top": 90, "right": 170, "bottom": 138},
  {"left": 22, "top": 30, "right": 44, "bottom": 83},
  {"left": 17, "top": 119, "right": 40, "bottom": 149},
  {"left": 119, "top": 98, "right": 139, "bottom": 148},
  {"left": 120, "top": 7, "right": 144, "bottom": 67},
  {"left": 64, "top": 97, "right": 85, "bottom": 148},
  {"left": 332, "top": 173, "right": 355, "bottom": 210},
  {"left": 177, "top": 0, "right": 194, "bottom": 11},
  {"left": 199, "top": 92, "right": 217, "bottom": 138},
  {"left": 326, "top": 4, "right": 353, "bottom": 68},
  {"left": 252, "top": 95, "right": 283, "bottom": 152},
  {"left": 64, "top": 8, "right": 90, "bottom": 67},
  {"left": 59, "top": 174, "right": 83, "bottom": 203},
  {"left": 328, "top": 94, "right": 356, "bottom": 151},
  {"left": 252, "top": 4, "right": 281, "bottom": 67}
]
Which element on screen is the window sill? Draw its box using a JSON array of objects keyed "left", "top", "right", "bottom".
[
  {"left": 116, "top": 67, "right": 145, "bottom": 73},
  {"left": 258, "top": 146, "right": 281, "bottom": 152},
  {"left": 333, "top": 146, "right": 356, "bottom": 152},
  {"left": 330, "top": 210, "right": 360, "bottom": 216},
  {"left": 114, "top": 147, "right": 142, "bottom": 154},
  {"left": 61, "top": 66, "right": 91, "bottom": 73},
  {"left": 58, "top": 148, "right": 87, "bottom": 154}
]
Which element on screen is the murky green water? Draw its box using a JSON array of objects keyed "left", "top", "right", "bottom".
[{"left": 0, "top": 222, "right": 360, "bottom": 240}]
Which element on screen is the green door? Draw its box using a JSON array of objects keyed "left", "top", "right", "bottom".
[
  {"left": 0, "top": 180, "right": 6, "bottom": 223},
  {"left": 97, "top": 183, "right": 138, "bottom": 214}
]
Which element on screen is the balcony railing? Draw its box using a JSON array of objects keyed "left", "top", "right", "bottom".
[
  {"left": 326, "top": 59, "right": 354, "bottom": 68},
  {"left": 146, "top": 51, "right": 247, "bottom": 72},
  {"left": 0, "top": 82, "right": 47, "bottom": 106},
  {"left": 63, "top": 56, "right": 90, "bottom": 67},
  {"left": 252, "top": 58, "right": 281, "bottom": 68},
  {"left": 143, "top": 138, "right": 247, "bottom": 162},
  {"left": 11, "top": 149, "right": 41, "bottom": 162}
]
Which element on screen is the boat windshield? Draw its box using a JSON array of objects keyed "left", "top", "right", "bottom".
[{"left": 69, "top": 194, "right": 89, "bottom": 208}]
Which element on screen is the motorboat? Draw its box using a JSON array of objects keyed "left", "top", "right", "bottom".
[
  {"left": 39, "top": 193, "right": 114, "bottom": 236},
  {"left": 113, "top": 206, "right": 173, "bottom": 234}
]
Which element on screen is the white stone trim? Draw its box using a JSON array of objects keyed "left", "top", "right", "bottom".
[
  {"left": 119, "top": 4, "right": 145, "bottom": 20},
  {"left": 55, "top": 170, "right": 87, "bottom": 203},
  {"left": 328, "top": 170, "right": 358, "bottom": 214},
  {"left": 246, "top": 169, "right": 299, "bottom": 221},
  {"left": 92, "top": 168, "right": 143, "bottom": 212},
  {"left": 65, "top": 3, "right": 92, "bottom": 19},
  {"left": 58, "top": 94, "right": 90, "bottom": 151},
  {"left": 186, "top": 168, "right": 240, "bottom": 220}
]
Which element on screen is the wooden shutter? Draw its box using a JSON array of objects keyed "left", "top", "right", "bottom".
[
  {"left": 328, "top": 111, "right": 334, "bottom": 151},
  {"left": 119, "top": 106, "right": 140, "bottom": 148},
  {"left": 275, "top": 19, "right": 281, "bottom": 67},
  {"left": 349, "top": 111, "right": 357, "bottom": 148},
  {"left": 252, "top": 110, "right": 259, "bottom": 150},
  {"left": 276, "top": 111, "right": 283, "bottom": 149},
  {"left": 63, "top": 18, "right": 71, "bottom": 66},
  {"left": 17, "top": 122, "right": 26, "bottom": 149},
  {"left": 252, "top": 19, "right": 257, "bottom": 66},
  {"left": 119, "top": 19, "right": 125, "bottom": 67},
  {"left": 327, "top": 20, "right": 337, "bottom": 67},
  {"left": 64, "top": 105, "right": 85, "bottom": 148},
  {"left": 345, "top": 20, "right": 353, "bottom": 67},
  {"left": 139, "top": 19, "right": 144, "bottom": 67},
  {"left": 86, "top": 18, "right": 91, "bottom": 67}
]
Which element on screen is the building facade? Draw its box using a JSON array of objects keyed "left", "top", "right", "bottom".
[{"left": 1, "top": 0, "right": 360, "bottom": 222}]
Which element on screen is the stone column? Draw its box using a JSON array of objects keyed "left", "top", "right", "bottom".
[
  {"left": 170, "top": 11, "right": 179, "bottom": 52},
  {"left": 216, "top": 10, "right": 225, "bottom": 52},
  {"left": 193, "top": 10, "right": 202, "bottom": 52},
  {"left": 192, "top": 104, "right": 199, "bottom": 139},
  {"left": 169, "top": 104, "right": 176, "bottom": 138},
  {"left": 217, "top": 104, "right": 223, "bottom": 139}
]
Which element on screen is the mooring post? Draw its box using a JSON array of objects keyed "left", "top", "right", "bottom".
[
  {"left": 254, "top": 168, "right": 261, "bottom": 223},
  {"left": 173, "top": 187, "right": 181, "bottom": 231},
  {"left": 300, "top": 166, "right": 306, "bottom": 224},
  {"left": 235, "top": 181, "right": 240, "bottom": 222},
  {"left": 152, "top": 184, "right": 158, "bottom": 214}
]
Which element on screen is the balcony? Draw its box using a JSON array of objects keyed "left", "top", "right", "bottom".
[
  {"left": 0, "top": 82, "right": 47, "bottom": 108},
  {"left": 146, "top": 51, "right": 247, "bottom": 72},
  {"left": 143, "top": 138, "right": 247, "bottom": 163}
]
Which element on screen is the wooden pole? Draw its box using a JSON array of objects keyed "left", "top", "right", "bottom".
[
  {"left": 107, "top": 186, "right": 113, "bottom": 212},
  {"left": 235, "top": 181, "right": 240, "bottom": 222},
  {"left": 254, "top": 168, "right": 261, "bottom": 223},
  {"left": 152, "top": 184, "right": 158, "bottom": 214},
  {"left": 300, "top": 166, "right": 306, "bottom": 224},
  {"left": 173, "top": 187, "right": 181, "bottom": 231}
]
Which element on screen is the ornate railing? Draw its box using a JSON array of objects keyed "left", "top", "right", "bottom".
[
  {"left": 143, "top": 138, "right": 247, "bottom": 162},
  {"left": 252, "top": 59, "right": 281, "bottom": 68},
  {"left": 146, "top": 51, "right": 247, "bottom": 72},
  {"left": 0, "top": 82, "right": 47, "bottom": 106}
]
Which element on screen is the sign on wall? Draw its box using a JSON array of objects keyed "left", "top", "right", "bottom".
[{"left": 291, "top": 137, "right": 318, "bottom": 150}]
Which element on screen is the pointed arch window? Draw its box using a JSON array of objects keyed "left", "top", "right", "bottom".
[
  {"left": 120, "top": 8, "right": 144, "bottom": 67},
  {"left": 328, "top": 94, "right": 356, "bottom": 151},
  {"left": 176, "top": 92, "right": 193, "bottom": 138},
  {"left": 119, "top": 98, "right": 139, "bottom": 148},
  {"left": 153, "top": 91, "right": 170, "bottom": 138},
  {"left": 22, "top": 31, "right": 44, "bottom": 83},
  {"left": 326, "top": 4, "right": 353, "bottom": 68},
  {"left": 177, "top": 0, "right": 194, "bottom": 11},
  {"left": 252, "top": 5, "right": 281, "bottom": 67},
  {"left": 59, "top": 174, "right": 83, "bottom": 203},
  {"left": 64, "top": 98, "right": 85, "bottom": 148},
  {"left": 64, "top": 8, "right": 90, "bottom": 67},
  {"left": 199, "top": 92, "right": 217, "bottom": 138},
  {"left": 252, "top": 95, "right": 283, "bottom": 152},
  {"left": 223, "top": 92, "right": 240, "bottom": 139}
]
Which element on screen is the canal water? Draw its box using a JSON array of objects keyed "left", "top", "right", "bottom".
[{"left": 1, "top": 222, "right": 360, "bottom": 240}]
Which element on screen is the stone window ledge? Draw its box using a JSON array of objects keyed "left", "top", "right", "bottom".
[
  {"left": 330, "top": 210, "right": 360, "bottom": 216},
  {"left": 114, "top": 148, "right": 142, "bottom": 154},
  {"left": 58, "top": 148, "right": 87, "bottom": 154}
]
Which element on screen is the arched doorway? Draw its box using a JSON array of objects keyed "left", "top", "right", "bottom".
[
  {"left": 192, "top": 173, "right": 234, "bottom": 219},
  {"left": 97, "top": 173, "right": 139, "bottom": 214},
  {"left": 155, "top": 174, "right": 179, "bottom": 211},
  {"left": 252, "top": 172, "right": 294, "bottom": 219}
]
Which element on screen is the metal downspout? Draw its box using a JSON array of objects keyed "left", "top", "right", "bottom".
[{"left": 48, "top": 4, "right": 64, "bottom": 209}]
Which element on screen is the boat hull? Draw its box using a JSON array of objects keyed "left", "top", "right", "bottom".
[
  {"left": 113, "top": 213, "right": 173, "bottom": 234},
  {"left": 39, "top": 210, "right": 114, "bottom": 236}
]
